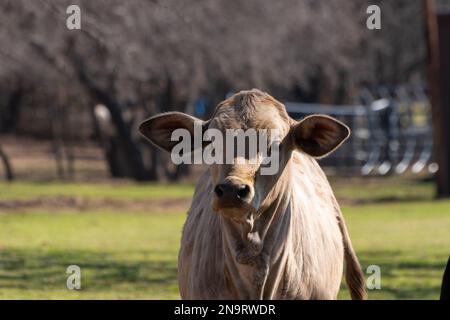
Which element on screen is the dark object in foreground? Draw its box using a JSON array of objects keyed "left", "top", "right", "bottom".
[{"left": 441, "top": 256, "right": 450, "bottom": 300}]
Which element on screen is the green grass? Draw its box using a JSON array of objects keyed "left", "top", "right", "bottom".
[
  {"left": 331, "top": 175, "right": 435, "bottom": 203},
  {"left": 0, "top": 210, "right": 184, "bottom": 299},
  {"left": 0, "top": 182, "right": 194, "bottom": 200},
  {"left": 0, "top": 175, "right": 433, "bottom": 202},
  {"left": 0, "top": 177, "right": 449, "bottom": 299},
  {"left": 339, "top": 200, "right": 450, "bottom": 299}
]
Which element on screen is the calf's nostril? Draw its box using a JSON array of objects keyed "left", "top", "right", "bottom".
[
  {"left": 237, "top": 185, "right": 251, "bottom": 199},
  {"left": 214, "top": 185, "right": 224, "bottom": 198}
]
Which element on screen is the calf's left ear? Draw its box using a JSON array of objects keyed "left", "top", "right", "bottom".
[{"left": 289, "top": 114, "right": 350, "bottom": 158}]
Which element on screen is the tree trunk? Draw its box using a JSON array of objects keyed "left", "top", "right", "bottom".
[
  {"left": 69, "top": 52, "right": 153, "bottom": 181},
  {"left": 0, "top": 85, "right": 24, "bottom": 133},
  {"left": 48, "top": 104, "right": 66, "bottom": 179},
  {"left": 423, "top": 0, "right": 450, "bottom": 197},
  {"left": 0, "top": 144, "right": 14, "bottom": 181}
]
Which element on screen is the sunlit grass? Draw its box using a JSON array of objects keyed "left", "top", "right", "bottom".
[
  {"left": 330, "top": 175, "right": 435, "bottom": 203},
  {"left": 0, "top": 175, "right": 435, "bottom": 203}
]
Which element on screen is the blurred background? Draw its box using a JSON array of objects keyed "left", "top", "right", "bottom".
[{"left": 0, "top": 0, "right": 449, "bottom": 299}]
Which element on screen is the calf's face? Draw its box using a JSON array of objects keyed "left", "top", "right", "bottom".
[
  {"left": 139, "top": 90, "right": 349, "bottom": 223},
  {"left": 205, "top": 95, "right": 290, "bottom": 220}
]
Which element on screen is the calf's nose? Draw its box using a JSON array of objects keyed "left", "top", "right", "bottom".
[{"left": 214, "top": 182, "right": 251, "bottom": 201}]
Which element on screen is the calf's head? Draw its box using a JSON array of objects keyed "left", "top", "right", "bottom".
[{"left": 139, "top": 89, "right": 349, "bottom": 222}]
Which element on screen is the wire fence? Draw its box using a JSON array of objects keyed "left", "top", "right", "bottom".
[{"left": 285, "top": 84, "right": 437, "bottom": 176}]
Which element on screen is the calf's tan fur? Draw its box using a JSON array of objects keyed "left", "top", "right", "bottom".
[{"left": 140, "top": 89, "right": 367, "bottom": 300}]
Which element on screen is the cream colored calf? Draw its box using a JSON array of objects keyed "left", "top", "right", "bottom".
[{"left": 140, "top": 89, "right": 366, "bottom": 300}]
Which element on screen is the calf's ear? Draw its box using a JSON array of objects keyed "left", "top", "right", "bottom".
[
  {"left": 289, "top": 114, "right": 350, "bottom": 158},
  {"left": 139, "top": 112, "right": 209, "bottom": 153}
]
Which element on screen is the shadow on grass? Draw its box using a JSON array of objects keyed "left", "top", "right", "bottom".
[
  {"left": 0, "top": 248, "right": 178, "bottom": 293},
  {"left": 340, "top": 250, "right": 447, "bottom": 299},
  {"left": 1, "top": 248, "right": 446, "bottom": 299}
]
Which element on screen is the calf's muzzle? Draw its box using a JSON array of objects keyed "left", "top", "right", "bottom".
[{"left": 213, "top": 178, "right": 254, "bottom": 210}]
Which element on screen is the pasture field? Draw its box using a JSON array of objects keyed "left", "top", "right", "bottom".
[{"left": 0, "top": 176, "right": 449, "bottom": 299}]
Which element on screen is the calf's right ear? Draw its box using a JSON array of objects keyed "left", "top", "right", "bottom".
[{"left": 139, "top": 112, "right": 209, "bottom": 153}]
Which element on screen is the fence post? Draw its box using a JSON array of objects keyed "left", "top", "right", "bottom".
[{"left": 424, "top": 0, "right": 450, "bottom": 197}]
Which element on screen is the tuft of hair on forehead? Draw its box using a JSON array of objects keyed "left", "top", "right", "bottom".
[
  {"left": 232, "top": 88, "right": 267, "bottom": 108},
  {"left": 212, "top": 89, "right": 292, "bottom": 126}
]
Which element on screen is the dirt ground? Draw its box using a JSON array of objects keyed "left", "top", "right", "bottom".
[
  {"left": 0, "top": 196, "right": 191, "bottom": 212},
  {"left": 1, "top": 135, "right": 109, "bottom": 182}
]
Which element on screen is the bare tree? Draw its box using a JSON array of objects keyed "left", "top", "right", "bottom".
[{"left": 0, "top": 0, "right": 430, "bottom": 181}]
